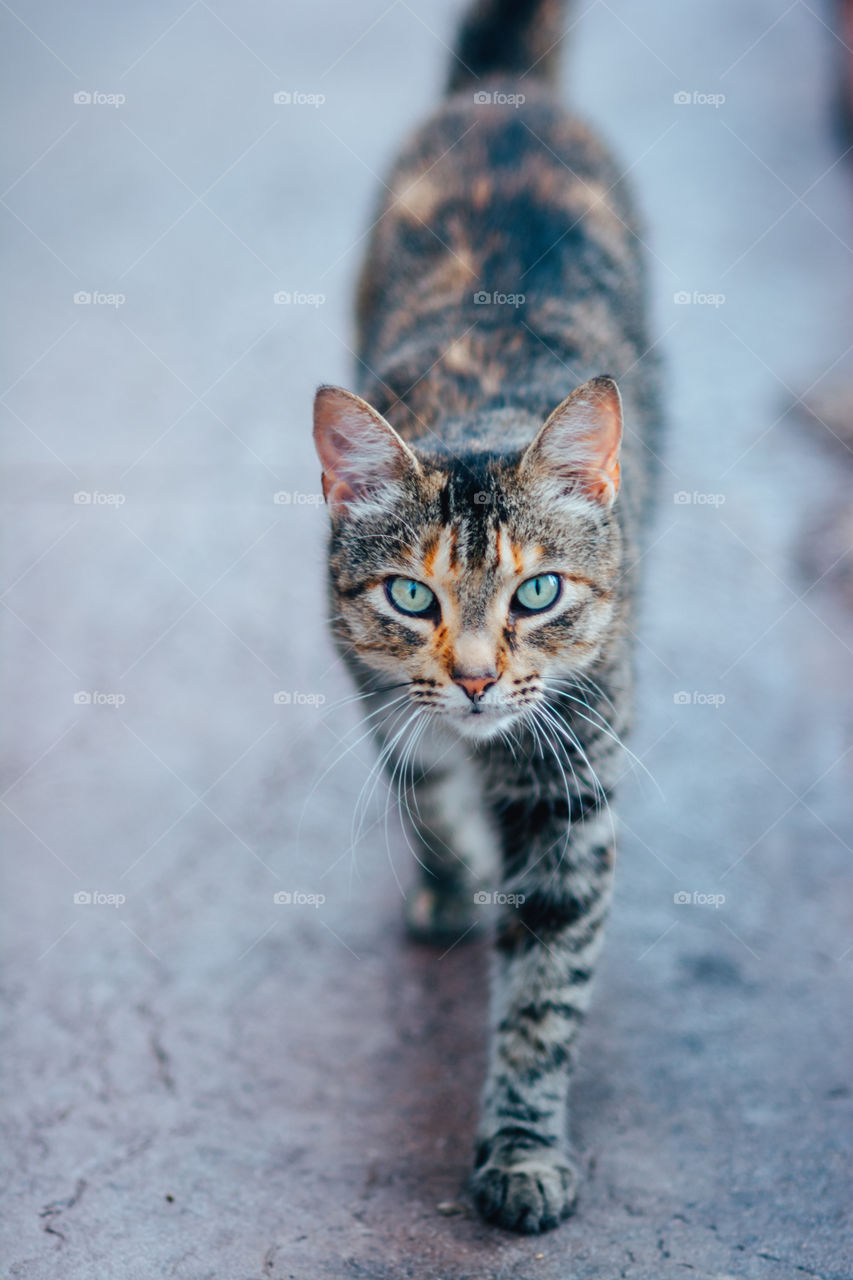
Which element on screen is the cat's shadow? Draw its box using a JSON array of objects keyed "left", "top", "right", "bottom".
[{"left": 376, "top": 921, "right": 492, "bottom": 1209}]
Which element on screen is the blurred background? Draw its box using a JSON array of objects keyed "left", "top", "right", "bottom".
[{"left": 2, "top": 1, "right": 852, "bottom": 1276}]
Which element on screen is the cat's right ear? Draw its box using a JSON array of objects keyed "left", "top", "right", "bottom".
[
  {"left": 313, "top": 386, "right": 420, "bottom": 515},
  {"left": 520, "top": 375, "right": 623, "bottom": 507}
]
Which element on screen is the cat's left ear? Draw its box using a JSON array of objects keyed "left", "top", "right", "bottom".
[
  {"left": 521, "top": 375, "right": 623, "bottom": 506},
  {"left": 313, "top": 385, "right": 420, "bottom": 513}
]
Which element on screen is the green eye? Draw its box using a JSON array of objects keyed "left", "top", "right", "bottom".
[
  {"left": 514, "top": 574, "right": 561, "bottom": 612},
  {"left": 386, "top": 577, "right": 437, "bottom": 616}
]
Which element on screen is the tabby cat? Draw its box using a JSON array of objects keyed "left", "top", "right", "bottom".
[{"left": 313, "top": 0, "right": 661, "bottom": 1234}]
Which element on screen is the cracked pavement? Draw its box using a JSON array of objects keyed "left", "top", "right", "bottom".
[{"left": 1, "top": 1, "right": 852, "bottom": 1277}]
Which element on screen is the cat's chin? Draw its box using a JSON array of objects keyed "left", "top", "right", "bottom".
[{"left": 444, "top": 709, "right": 517, "bottom": 744}]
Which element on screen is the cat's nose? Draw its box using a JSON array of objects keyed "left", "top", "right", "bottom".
[{"left": 453, "top": 672, "right": 497, "bottom": 702}]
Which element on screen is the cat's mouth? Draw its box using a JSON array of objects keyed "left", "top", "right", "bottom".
[{"left": 409, "top": 679, "right": 534, "bottom": 741}]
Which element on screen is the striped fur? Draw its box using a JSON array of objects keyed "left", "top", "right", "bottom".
[{"left": 313, "top": 0, "right": 661, "bottom": 1234}]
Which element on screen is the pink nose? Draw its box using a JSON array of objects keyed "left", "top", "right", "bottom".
[{"left": 453, "top": 673, "right": 497, "bottom": 702}]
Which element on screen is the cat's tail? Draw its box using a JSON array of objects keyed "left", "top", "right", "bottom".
[{"left": 446, "top": 0, "right": 570, "bottom": 94}]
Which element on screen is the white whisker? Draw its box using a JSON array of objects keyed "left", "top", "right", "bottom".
[
  {"left": 547, "top": 684, "right": 663, "bottom": 797},
  {"left": 296, "top": 689, "right": 412, "bottom": 845}
]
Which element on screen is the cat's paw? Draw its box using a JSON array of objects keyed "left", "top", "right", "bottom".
[
  {"left": 404, "top": 885, "right": 481, "bottom": 946},
  {"left": 471, "top": 1143, "right": 579, "bottom": 1233}
]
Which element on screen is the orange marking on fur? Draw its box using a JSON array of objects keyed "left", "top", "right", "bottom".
[
  {"left": 439, "top": 644, "right": 458, "bottom": 678},
  {"left": 472, "top": 176, "right": 492, "bottom": 209},
  {"left": 510, "top": 543, "right": 524, "bottom": 575},
  {"left": 421, "top": 531, "right": 440, "bottom": 576},
  {"left": 444, "top": 337, "right": 473, "bottom": 373},
  {"left": 394, "top": 172, "right": 441, "bottom": 222}
]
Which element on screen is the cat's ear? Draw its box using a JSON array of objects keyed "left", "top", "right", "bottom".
[
  {"left": 313, "top": 385, "right": 420, "bottom": 513},
  {"left": 521, "top": 375, "right": 623, "bottom": 506}
]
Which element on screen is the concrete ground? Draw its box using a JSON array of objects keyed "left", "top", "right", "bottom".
[{"left": 2, "top": 1, "right": 852, "bottom": 1277}]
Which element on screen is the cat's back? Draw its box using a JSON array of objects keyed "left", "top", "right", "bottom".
[
  {"left": 353, "top": 2, "right": 662, "bottom": 517},
  {"left": 357, "top": 81, "right": 649, "bottom": 404}
]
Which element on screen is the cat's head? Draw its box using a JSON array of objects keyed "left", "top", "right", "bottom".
[{"left": 313, "top": 376, "right": 624, "bottom": 743}]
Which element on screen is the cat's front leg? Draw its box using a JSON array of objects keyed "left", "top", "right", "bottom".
[
  {"left": 471, "top": 806, "right": 614, "bottom": 1233},
  {"left": 401, "top": 738, "right": 498, "bottom": 945}
]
